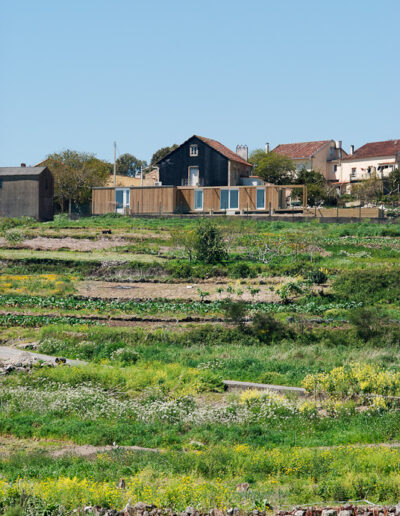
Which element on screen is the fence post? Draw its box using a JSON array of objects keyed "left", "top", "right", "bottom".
[
  {"left": 269, "top": 202, "right": 272, "bottom": 218},
  {"left": 159, "top": 201, "right": 162, "bottom": 216},
  {"left": 359, "top": 204, "right": 362, "bottom": 221},
  {"left": 246, "top": 202, "right": 248, "bottom": 217},
  {"left": 336, "top": 204, "right": 339, "bottom": 222},
  {"left": 314, "top": 205, "right": 317, "bottom": 218}
]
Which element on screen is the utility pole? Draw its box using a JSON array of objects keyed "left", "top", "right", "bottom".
[{"left": 113, "top": 141, "right": 117, "bottom": 188}]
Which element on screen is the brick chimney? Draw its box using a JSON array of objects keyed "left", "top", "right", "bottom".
[{"left": 20, "top": 163, "right": 26, "bottom": 167}]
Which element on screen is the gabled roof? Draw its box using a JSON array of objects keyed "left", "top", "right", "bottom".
[
  {"left": 156, "top": 135, "right": 252, "bottom": 167},
  {"left": 195, "top": 135, "right": 252, "bottom": 166},
  {"left": 273, "top": 140, "right": 332, "bottom": 159},
  {"left": 343, "top": 139, "right": 400, "bottom": 161},
  {"left": 0, "top": 167, "right": 48, "bottom": 177}
]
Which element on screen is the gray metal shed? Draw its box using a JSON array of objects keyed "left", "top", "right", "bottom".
[{"left": 0, "top": 166, "right": 54, "bottom": 221}]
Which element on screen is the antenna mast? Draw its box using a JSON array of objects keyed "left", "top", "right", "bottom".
[{"left": 113, "top": 141, "right": 117, "bottom": 188}]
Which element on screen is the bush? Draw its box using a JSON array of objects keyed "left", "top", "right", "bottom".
[
  {"left": 221, "top": 299, "right": 248, "bottom": 329},
  {"left": 333, "top": 269, "right": 400, "bottom": 303},
  {"left": 309, "top": 269, "right": 328, "bottom": 284},
  {"left": 4, "top": 229, "right": 25, "bottom": 244},
  {"left": 194, "top": 220, "right": 227, "bottom": 264},
  {"left": 230, "top": 262, "right": 257, "bottom": 279},
  {"left": 250, "top": 312, "right": 288, "bottom": 343},
  {"left": 348, "top": 307, "right": 391, "bottom": 342}
]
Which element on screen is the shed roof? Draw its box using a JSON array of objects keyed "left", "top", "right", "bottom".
[
  {"left": 273, "top": 140, "right": 332, "bottom": 159},
  {"left": 343, "top": 140, "right": 400, "bottom": 160},
  {"left": 0, "top": 167, "right": 48, "bottom": 177}
]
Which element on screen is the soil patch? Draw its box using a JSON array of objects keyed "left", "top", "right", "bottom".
[
  {"left": 78, "top": 279, "right": 282, "bottom": 302},
  {"left": 0, "top": 237, "right": 129, "bottom": 252}
]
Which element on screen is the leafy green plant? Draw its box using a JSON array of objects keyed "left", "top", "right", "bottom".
[
  {"left": 221, "top": 299, "right": 248, "bottom": 330},
  {"left": 194, "top": 220, "right": 227, "bottom": 264}
]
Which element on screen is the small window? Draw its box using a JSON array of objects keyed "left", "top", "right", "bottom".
[
  {"left": 351, "top": 168, "right": 356, "bottom": 178},
  {"left": 256, "top": 188, "right": 265, "bottom": 209},
  {"left": 194, "top": 189, "right": 203, "bottom": 210},
  {"left": 333, "top": 165, "right": 338, "bottom": 172},
  {"left": 190, "top": 144, "right": 198, "bottom": 157}
]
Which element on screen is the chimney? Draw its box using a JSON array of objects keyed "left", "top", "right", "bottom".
[
  {"left": 335, "top": 140, "right": 342, "bottom": 149},
  {"left": 350, "top": 145, "right": 355, "bottom": 155},
  {"left": 20, "top": 163, "right": 26, "bottom": 167},
  {"left": 265, "top": 142, "right": 270, "bottom": 153},
  {"left": 236, "top": 144, "right": 248, "bottom": 162}
]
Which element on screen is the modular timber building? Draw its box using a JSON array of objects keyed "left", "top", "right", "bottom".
[{"left": 0, "top": 166, "right": 54, "bottom": 221}]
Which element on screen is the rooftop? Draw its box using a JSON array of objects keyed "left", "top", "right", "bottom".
[
  {"left": 273, "top": 140, "right": 332, "bottom": 159},
  {"left": 0, "top": 167, "right": 48, "bottom": 177},
  {"left": 343, "top": 139, "right": 400, "bottom": 160}
]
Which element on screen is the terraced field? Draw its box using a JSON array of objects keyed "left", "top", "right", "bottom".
[{"left": 1, "top": 214, "right": 400, "bottom": 514}]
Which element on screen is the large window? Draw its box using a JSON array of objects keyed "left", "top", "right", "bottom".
[
  {"left": 256, "top": 188, "right": 265, "bottom": 210},
  {"left": 220, "top": 189, "right": 239, "bottom": 210},
  {"left": 194, "top": 189, "right": 203, "bottom": 210}
]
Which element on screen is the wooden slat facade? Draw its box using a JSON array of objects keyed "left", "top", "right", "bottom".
[{"left": 92, "top": 185, "right": 306, "bottom": 215}]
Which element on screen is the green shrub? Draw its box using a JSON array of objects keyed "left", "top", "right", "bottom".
[
  {"left": 221, "top": 299, "right": 248, "bottom": 329},
  {"left": 309, "top": 269, "right": 328, "bottom": 284},
  {"left": 250, "top": 312, "right": 288, "bottom": 343},
  {"left": 4, "top": 229, "right": 25, "bottom": 244},
  {"left": 230, "top": 262, "right": 257, "bottom": 279},
  {"left": 194, "top": 220, "right": 227, "bottom": 264},
  {"left": 333, "top": 269, "right": 400, "bottom": 303}
]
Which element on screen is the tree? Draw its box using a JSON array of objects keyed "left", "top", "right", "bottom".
[
  {"left": 388, "top": 168, "right": 400, "bottom": 194},
  {"left": 296, "top": 168, "right": 329, "bottom": 206},
  {"left": 249, "top": 149, "right": 295, "bottom": 184},
  {"left": 194, "top": 220, "right": 227, "bottom": 263},
  {"left": 45, "top": 150, "right": 111, "bottom": 215},
  {"left": 150, "top": 144, "right": 178, "bottom": 165},
  {"left": 351, "top": 172, "right": 383, "bottom": 203},
  {"left": 116, "top": 153, "right": 147, "bottom": 177}
]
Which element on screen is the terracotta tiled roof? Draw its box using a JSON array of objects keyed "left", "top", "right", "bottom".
[
  {"left": 343, "top": 139, "right": 400, "bottom": 160},
  {"left": 195, "top": 135, "right": 253, "bottom": 167},
  {"left": 273, "top": 140, "right": 331, "bottom": 159}
]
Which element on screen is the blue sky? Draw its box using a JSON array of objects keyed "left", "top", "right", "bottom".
[{"left": 1, "top": 0, "right": 399, "bottom": 166}]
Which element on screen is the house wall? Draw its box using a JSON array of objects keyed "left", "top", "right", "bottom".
[
  {"left": 0, "top": 178, "right": 40, "bottom": 219},
  {"left": 92, "top": 188, "right": 116, "bottom": 214},
  {"left": 228, "top": 160, "right": 252, "bottom": 186},
  {"left": 292, "top": 141, "right": 339, "bottom": 181},
  {"left": 38, "top": 169, "right": 54, "bottom": 221},
  {"left": 157, "top": 136, "right": 229, "bottom": 186},
  {"left": 92, "top": 185, "right": 303, "bottom": 215},
  {"left": 339, "top": 156, "right": 398, "bottom": 182},
  {"left": 130, "top": 187, "right": 176, "bottom": 214}
]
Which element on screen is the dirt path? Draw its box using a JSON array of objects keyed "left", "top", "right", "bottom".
[
  {"left": 0, "top": 345, "right": 84, "bottom": 366},
  {"left": 78, "top": 279, "right": 282, "bottom": 302}
]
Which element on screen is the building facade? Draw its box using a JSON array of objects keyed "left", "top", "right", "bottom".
[
  {"left": 156, "top": 135, "right": 253, "bottom": 187},
  {"left": 272, "top": 140, "right": 346, "bottom": 181},
  {"left": 338, "top": 140, "right": 400, "bottom": 183},
  {"left": 0, "top": 166, "right": 54, "bottom": 221}
]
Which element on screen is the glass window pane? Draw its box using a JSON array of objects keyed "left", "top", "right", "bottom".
[
  {"left": 116, "top": 190, "right": 123, "bottom": 209},
  {"left": 256, "top": 188, "right": 265, "bottom": 209},
  {"left": 125, "top": 189, "right": 130, "bottom": 206},
  {"left": 220, "top": 190, "right": 229, "bottom": 210},
  {"left": 229, "top": 189, "right": 239, "bottom": 209},
  {"left": 194, "top": 190, "right": 203, "bottom": 210}
]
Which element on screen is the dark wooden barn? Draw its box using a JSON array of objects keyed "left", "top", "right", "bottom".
[
  {"left": 156, "top": 135, "right": 253, "bottom": 187},
  {"left": 0, "top": 166, "right": 54, "bottom": 221}
]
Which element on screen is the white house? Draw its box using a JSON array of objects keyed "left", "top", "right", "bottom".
[{"left": 339, "top": 139, "right": 400, "bottom": 183}]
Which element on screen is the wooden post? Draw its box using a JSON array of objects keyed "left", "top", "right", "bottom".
[{"left": 359, "top": 204, "right": 362, "bottom": 220}]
